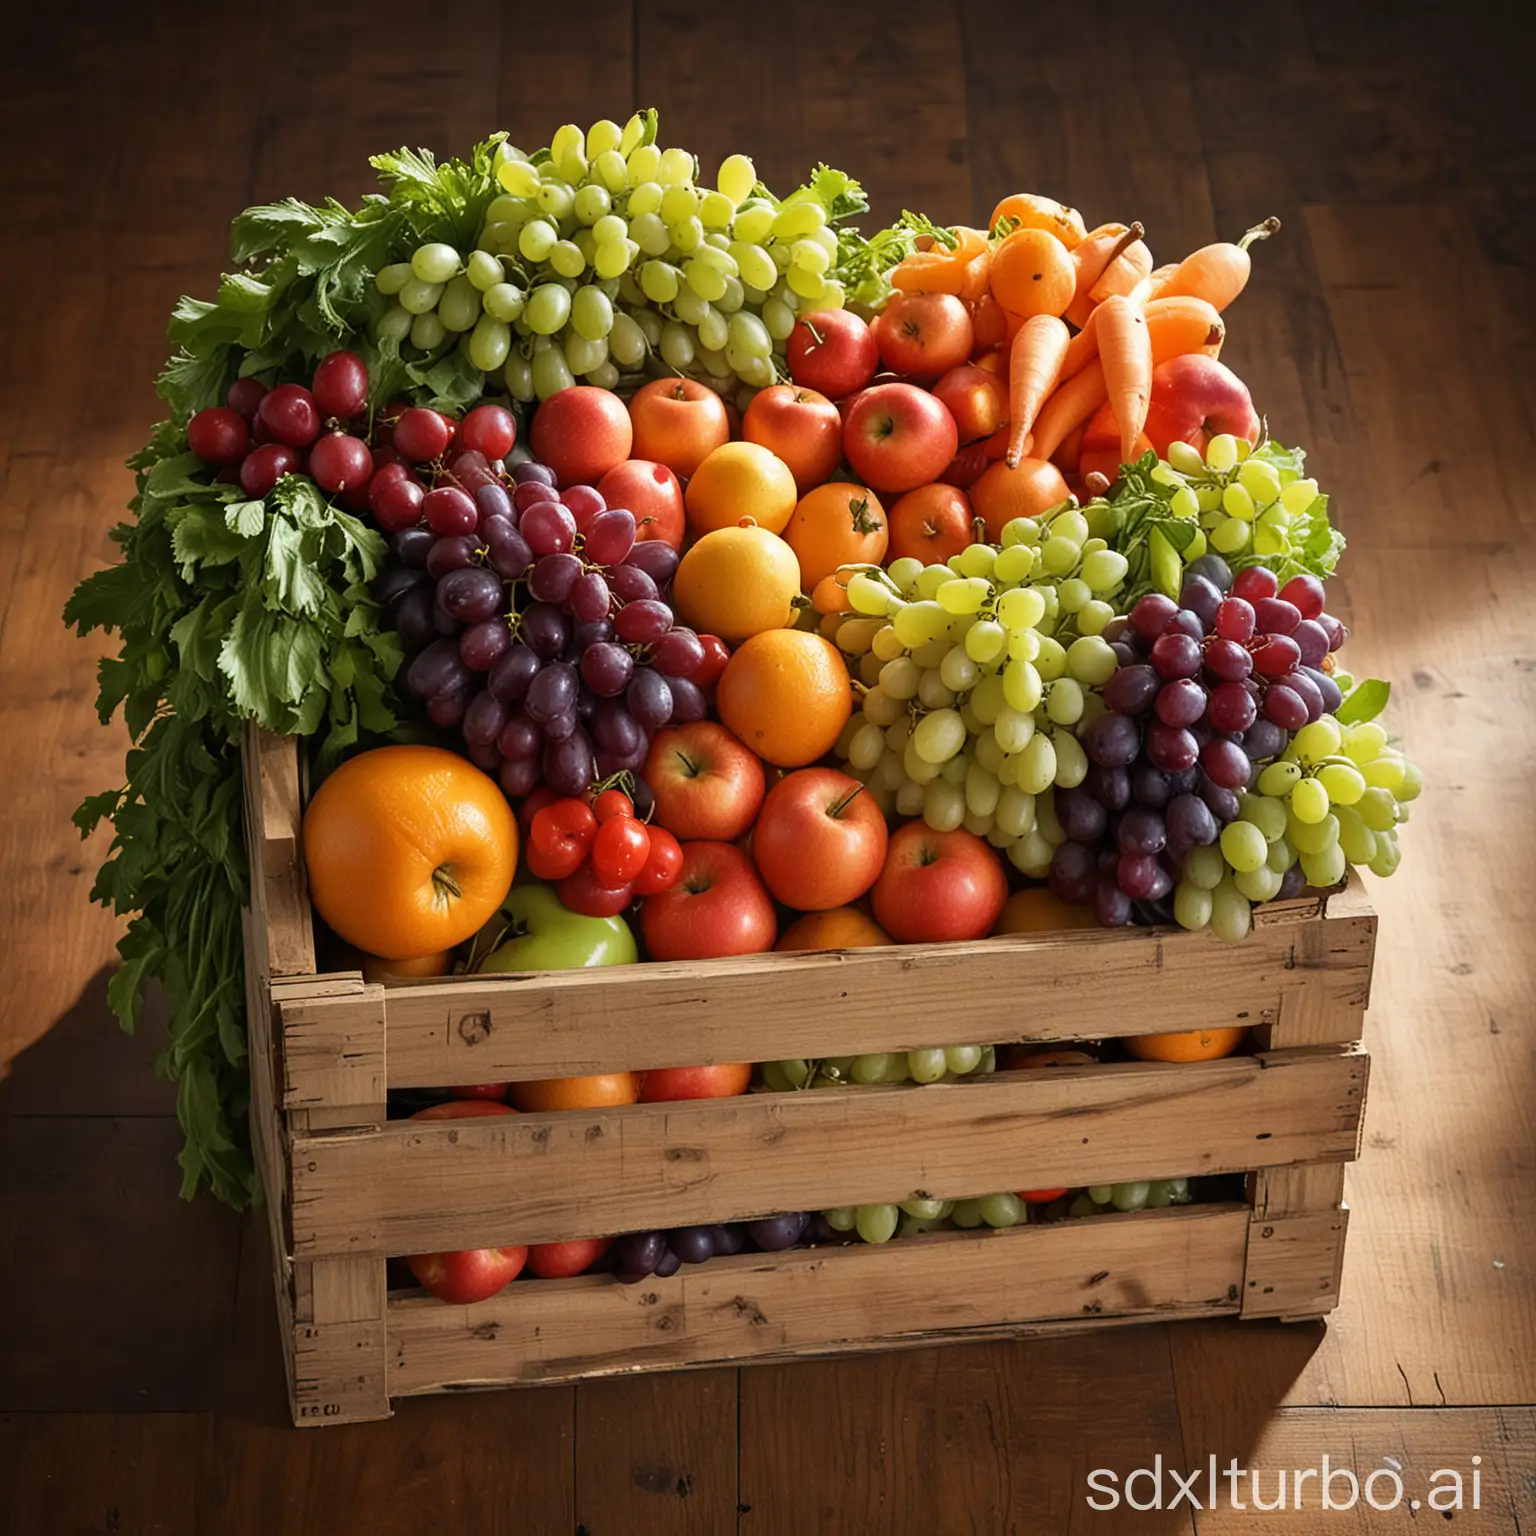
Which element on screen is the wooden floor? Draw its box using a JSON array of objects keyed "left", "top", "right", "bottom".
[{"left": 3, "top": 1, "right": 1533, "bottom": 1530}]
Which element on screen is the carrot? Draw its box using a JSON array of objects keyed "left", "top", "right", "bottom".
[
  {"left": 1060, "top": 294, "right": 1224, "bottom": 379},
  {"left": 1096, "top": 296, "right": 1152, "bottom": 463},
  {"left": 891, "top": 226, "right": 988, "bottom": 293},
  {"left": 1029, "top": 361, "right": 1108, "bottom": 463},
  {"left": 1006, "top": 315, "right": 1070, "bottom": 469},
  {"left": 1065, "top": 222, "right": 1143, "bottom": 329},
  {"left": 1051, "top": 420, "right": 1086, "bottom": 474},
  {"left": 1060, "top": 307, "right": 1103, "bottom": 378},
  {"left": 1088, "top": 238, "right": 1152, "bottom": 303},
  {"left": 989, "top": 192, "right": 1087, "bottom": 250},
  {"left": 1128, "top": 262, "right": 1177, "bottom": 308},
  {"left": 1149, "top": 217, "right": 1280, "bottom": 311}
]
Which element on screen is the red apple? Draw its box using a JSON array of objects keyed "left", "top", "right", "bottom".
[
  {"left": 639, "top": 1063, "right": 753, "bottom": 1101},
  {"left": 627, "top": 378, "right": 730, "bottom": 480},
  {"left": 787, "top": 310, "right": 879, "bottom": 399},
  {"left": 872, "top": 293, "right": 973, "bottom": 382},
  {"left": 525, "top": 1236, "right": 612, "bottom": 1279},
  {"left": 742, "top": 385, "right": 844, "bottom": 493},
  {"left": 932, "top": 364, "right": 1009, "bottom": 446},
  {"left": 529, "top": 385, "right": 633, "bottom": 487},
  {"left": 407, "top": 1245, "right": 527, "bottom": 1304},
  {"left": 596, "top": 459, "right": 685, "bottom": 548},
  {"left": 870, "top": 823, "right": 1007, "bottom": 943},
  {"left": 1141, "top": 355, "right": 1260, "bottom": 458},
  {"left": 640, "top": 842, "right": 777, "bottom": 960},
  {"left": 643, "top": 722, "right": 766, "bottom": 842},
  {"left": 843, "top": 383, "right": 960, "bottom": 494},
  {"left": 449, "top": 1083, "right": 510, "bottom": 1101}
]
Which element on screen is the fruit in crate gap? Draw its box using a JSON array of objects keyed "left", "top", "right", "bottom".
[
  {"left": 329, "top": 945, "right": 455, "bottom": 983},
  {"left": 411, "top": 1099, "right": 520, "bottom": 1121},
  {"left": 931, "top": 363, "right": 1010, "bottom": 446},
  {"left": 751, "top": 769, "right": 889, "bottom": 911},
  {"left": 886, "top": 483, "right": 975, "bottom": 565},
  {"left": 627, "top": 378, "right": 731, "bottom": 480},
  {"left": 1000, "top": 1048, "right": 1099, "bottom": 1070},
  {"left": 741, "top": 385, "right": 844, "bottom": 494},
  {"left": 640, "top": 841, "right": 777, "bottom": 960},
  {"left": 595, "top": 459, "right": 685, "bottom": 549},
  {"left": 776, "top": 907, "right": 893, "bottom": 951},
  {"left": 684, "top": 441, "right": 798, "bottom": 538},
  {"left": 475, "top": 883, "right": 638, "bottom": 971},
  {"left": 639, "top": 1064, "right": 753, "bottom": 1101},
  {"left": 873, "top": 292, "right": 974, "bottom": 380},
  {"left": 1122, "top": 1027, "right": 1247, "bottom": 1062},
  {"left": 1140, "top": 355, "right": 1260, "bottom": 457},
  {"left": 716, "top": 630, "right": 853, "bottom": 768},
  {"left": 993, "top": 888, "right": 1101, "bottom": 934},
  {"left": 302, "top": 746, "right": 518, "bottom": 960},
  {"left": 672, "top": 522, "right": 802, "bottom": 644},
  {"left": 528, "top": 385, "right": 633, "bottom": 486},
  {"left": 407, "top": 1245, "right": 527, "bottom": 1305},
  {"left": 784, "top": 483, "right": 888, "bottom": 591},
  {"left": 450, "top": 1083, "right": 511, "bottom": 1101},
  {"left": 870, "top": 823, "right": 1008, "bottom": 943},
  {"left": 525, "top": 1237, "right": 612, "bottom": 1279},
  {"left": 843, "top": 383, "right": 960, "bottom": 494},
  {"left": 510, "top": 1072, "right": 642, "bottom": 1112},
  {"left": 643, "top": 722, "right": 766, "bottom": 842},
  {"left": 786, "top": 309, "right": 879, "bottom": 399}
]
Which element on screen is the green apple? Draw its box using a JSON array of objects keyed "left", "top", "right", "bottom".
[{"left": 476, "top": 882, "right": 638, "bottom": 972}]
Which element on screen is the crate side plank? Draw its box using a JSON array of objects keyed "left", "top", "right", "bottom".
[
  {"left": 1242, "top": 1208, "right": 1351, "bottom": 1319},
  {"left": 290, "top": 1047, "right": 1366, "bottom": 1258},
  {"left": 276, "top": 894, "right": 1374, "bottom": 1094},
  {"left": 245, "top": 726, "right": 316, "bottom": 979},
  {"left": 389, "top": 1204, "right": 1249, "bottom": 1394}
]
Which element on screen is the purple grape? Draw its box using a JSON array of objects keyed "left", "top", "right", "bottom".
[
  {"left": 1094, "top": 878, "right": 1133, "bottom": 927},
  {"left": 1280, "top": 573, "right": 1326, "bottom": 619},
  {"left": 529, "top": 551, "right": 582, "bottom": 604},
  {"left": 1252, "top": 634, "right": 1302, "bottom": 678},
  {"left": 585, "top": 509, "right": 637, "bottom": 566},
  {"left": 1205, "top": 638, "right": 1252, "bottom": 683},
  {"left": 1278, "top": 865, "right": 1308, "bottom": 900},
  {"left": 526, "top": 661, "right": 578, "bottom": 724},
  {"left": 1056, "top": 786, "right": 1108, "bottom": 842},
  {"left": 512, "top": 460, "right": 558, "bottom": 488},
  {"left": 427, "top": 690, "right": 468, "bottom": 727},
  {"left": 614, "top": 599, "right": 674, "bottom": 644},
  {"left": 543, "top": 709, "right": 579, "bottom": 742},
  {"left": 463, "top": 692, "right": 509, "bottom": 748},
  {"left": 432, "top": 602, "right": 463, "bottom": 637},
  {"left": 581, "top": 641, "right": 634, "bottom": 698},
  {"left": 1301, "top": 666, "right": 1343, "bottom": 714},
  {"left": 392, "top": 527, "right": 435, "bottom": 569},
  {"left": 474, "top": 481, "right": 514, "bottom": 523},
  {"left": 1117, "top": 852, "right": 1166, "bottom": 900},
  {"left": 485, "top": 522, "right": 533, "bottom": 580},
  {"left": 1178, "top": 575, "right": 1223, "bottom": 630},
  {"left": 466, "top": 741, "right": 501, "bottom": 773},
  {"left": 497, "top": 711, "right": 541, "bottom": 761},
  {"left": 596, "top": 740, "right": 649, "bottom": 777},
  {"left": 1242, "top": 719, "right": 1288, "bottom": 761},
  {"left": 446, "top": 449, "right": 495, "bottom": 493},
  {"left": 1198, "top": 775, "right": 1242, "bottom": 824},
  {"left": 1101, "top": 617, "right": 1130, "bottom": 643},
  {"left": 1292, "top": 619, "right": 1330, "bottom": 668},
  {"left": 406, "top": 639, "right": 469, "bottom": 700},
  {"left": 628, "top": 541, "right": 681, "bottom": 587},
  {"left": 1214, "top": 597, "right": 1256, "bottom": 641},
  {"left": 498, "top": 756, "right": 540, "bottom": 797},
  {"left": 1162, "top": 608, "right": 1206, "bottom": 644},
  {"left": 608, "top": 563, "right": 659, "bottom": 603},
  {"left": 1262, "top": 683, "right": 1308, "bottom": 730},
  {"left": 1145, "top": 720, "right": 1199, "bottom": 773},
  {"left": 395, "top": 588, "right": 437, "bottom": 651},
  {"left": 711, "top": 1224, "right": 745, "bottom": 1256},
  {"left": 1129, "top": 593, "right": 1178, "bottom": 640},
  {"left": 1154, "top": 678, "right": 1206, "bottom": 727},
  {"left": 1167, "top": 792, "right": 1218, "bottom": 847},
  {"left": 520, "top": 602, "right": 570, "bottom": 659},
  {"left": 571, "top": 618, "right": 615, "bottom": 651},
  {"left": 1118, "top": 806, "right": 1168, "bottom": 856},
  {"left": 626, "top": 668, "right": 674, "bottom": 730},
  {"left": 1201, "top": 737, "right": 1251, "bottom": 790},
  {"left": 1288, "top": 671, "right": 1325, "bottom": 722},
  {"left": 1103, "top": 664, "right": 1160, "bottom": 716},
  {"left": 460, "top": 619, "right": 512, "bottom": 671},
  {"left": 576, "top": 687, "right": 599, "bottom": 722},
  {"left": 1131, "top": 763, "right": 1172, "bottom": 808},
  {"left": 1086, "top": 763, "right": 1131, "bottom": 811},
  {"left": 426, "top": 534, "right": 484, "bottom": 580},
  {"left": 544, "top": 726, "right": 596, "bottom": 796},
  {"left": 1085, "top": 711, "right": 1142, "bottom": 767},
  {"left": 614, "top": 1230, "right": 666, "bottom": 1278},
  {"left": 593, "top": 702, "right": 643, "bottom": 757},
  {"left": 377, "top": 564, "right": 427, "bottom": 608},
  {"left": 437, "top": 567, "right": 505, "bottom": 623},
  {"left": 488, "top": 644, "right": 540, "bottom": 705},
  {"left": 1186, "top": 554, "right": 1232, "bottom": 591},
  {"left": 570, "top": 571, "right": 612, "bottom": 623},
  {"left": 653, "top": 1247, "right": 682, "bottom": 1279},
  {"left": 1109, "top": 641, "right": 1138, "bottom": 668},
  {"left": 1317, "top": 613, "right": 1347, "bottom": 652},
  {"left": 667, "top": 676, "right": 707, "bottom": 724},
  {"left": 522, "top": 499, "right": 577, "bottom": 555},
  {"left": 669, "top": 1226, "right": 716, "bottom": 1265},
  {"left": 748, "top": 1214, "right": 809, "bottom": 1252},
  {"left": 1049, "top": 840, "right": 1098, "bottom": 904},
  {"left": 1206, "top": 681, "right": 1257, "bottom": 733},
  {"left": 1254, "top": 597, "right": 1302, "bottom": 635},
  {"left": 654, "top": 628, "right": 705, "bottom": 679}
]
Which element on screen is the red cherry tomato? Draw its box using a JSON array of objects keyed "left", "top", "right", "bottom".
[
  {"left": 557, "top": 861, "right": 634, "bottom": 917},
  {"left": 693, "top": 635, "right": 731, "bottom": 688},
  {"left": 517, "top": 786, "right": 559, "bottom": 840},
  {"left": 527, "top": 799, "right": 599, "bottom": 880},
  {"left": 593, "top": 788, "right": 634, "bottom": 823},
  {"left": 632, "top": 826, "right": 684, "bottom": 895},
  {"left": 591, "top": 816, "right": 651, "bottom": 889}
]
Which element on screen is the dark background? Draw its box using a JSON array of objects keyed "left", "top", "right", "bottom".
[{"left": 2, "top": 2, "right": 1533, "bottom": 1531}]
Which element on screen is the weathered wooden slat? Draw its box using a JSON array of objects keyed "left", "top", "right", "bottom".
[
  {"left": 290, "top": 1047, "right": 1367, "bottom": 1259},
  {"left": 1241, "top": 1208, "right": 1351, "bottom": 1320},
  {"left": 273, "top": 880, "right": 1374, "bottom": 1093},
  {"left": 244, "top": 726, "right": 315, "bottom": 980},
  {"left": 389, "top": 1203, "right": 1248, "bottom": 1394}
]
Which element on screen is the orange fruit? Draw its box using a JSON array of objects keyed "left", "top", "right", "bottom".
[
  {"left": 993, "top": 888, "right": 1100, "bottom": 935},
  {"left": 361, "top": 950, "right": 453, "bottom": 983},
  {"left": 989, "top": 228, "right": 1076, "bottom": 318},
  {"left": 988, "top": 193, "right": 1087, "bottom": 250},
  {"left": 672, "top": 523, "right": 802, "bottom": 643},
  {"left": 776, "top": 906, "right": 892, "bottom": 951},
  {"left": 716, "top": 630, "right": 853, "bottom": 768},
  {"left": 784, "top": 483, "right": 888, "bottom": 591},
  {"left": 510, "top": 1072, "right": 642, "bottom": 1112},
  {"left": 684, "top": 441, "right": 798, "bottom": 538},
  {"left": 970, "top": 457, "right": 1072, "bottom": 542},
  {"left": 1123, "top": 1027, "right": 1247, "bottom": 1064},
  {"left": 302, "top": 746, "right": 517, "bottom": 960}
]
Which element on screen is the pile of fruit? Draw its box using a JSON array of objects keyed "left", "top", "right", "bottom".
[{"left": 69, "top": 117, "right": 1419, "bottom": 1247}]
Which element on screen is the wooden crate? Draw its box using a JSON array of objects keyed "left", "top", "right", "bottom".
[{"left": 241, "top": 726, "right": 1375, "bottom": 1426}]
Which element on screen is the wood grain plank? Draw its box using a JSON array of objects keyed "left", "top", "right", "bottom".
[{"left": 292, "top": 1048, "right": 1365, "bottom": 1257}]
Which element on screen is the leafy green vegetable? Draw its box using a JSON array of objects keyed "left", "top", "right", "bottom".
[{"left": 1336, "top": 678, "right": 1391, "bottom": 726}]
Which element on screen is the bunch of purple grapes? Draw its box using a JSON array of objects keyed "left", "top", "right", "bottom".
[
  {"left": 377, "top": 460, "right": 711, "bottom": 799},
  {"left": 1050, "top": 555, "right": 1348, "bottom": 925},
  {"left": 613, "top": 1213, "right": 813, "bottom": 1283}
]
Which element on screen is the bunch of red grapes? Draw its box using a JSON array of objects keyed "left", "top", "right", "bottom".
[{"left": 1050, "top": 554, "right": 1348, "bottom": 925}]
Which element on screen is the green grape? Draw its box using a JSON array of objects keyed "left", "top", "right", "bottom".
[
  {"left": 938, "top": 646, "right": 979, "bottom": 692},
  {"left": 1258, "top": 760, "right": 1301, "bottom": 797},
  {"left": 586, "top": 359, "right": 620, "bottom": 389},
  {"left": 555, "top": 147, "right": 588, "bottom": 184},
  {"left": 629, "top": 211, "right": 670, "bottom": 257},
  {"left": 497, "top": 157, "right": 541, "bottom": 197},
  {"left": 996, "top": 587, "right": 1046, "bottom": 631},
  {"left": 1045, "top": 678, "right": 1084, "bottom": 726},
  {"left": 913, "top": 708, "right": 966, "bottom": 764},
  {"left": 607, "top": 311, "right": 647, "bottom": 367},
  {"left": 851, "top": 1052, "right": 900, "bottom": 1085},
  {"left": 990, "top": 545, "right": 1032, "bottom": 585},
  {"left": 639, "top": 260, "right": 680, "bottom": 303},
  {"left": 862, "top": 687, "right": 903, "bottom": 729},
  {"left": 1289, "top": 812, "right": 1339, "bottom": 856},
  {"left": 950, "top": 1198, "right": 985, "bottom": 1229},
  {"left": 375, "top": 261, "right": 414, "bottom": 296},
  {"left": 518, "top": 219, "right": 559, "bottom": 262},
  {"left": 659, "top": 183, "right": 698, "bottom": 225},
  {"left": 1211, "top": 517, "right": 1251, "bottom": 555},
  {"left": 979, "top": 1193, "right": 1024, "bottom": 1228},
  {"left": 657, "top": 146, "right": 694, "bottom": 185},
  {"left": 1238, "top": 458, "right": 1282, "bottom": 503},
  {"left": 410, "top": 242, "right": 460, "bottom": 284},
  {"left": 1341, "top": 721, "right": 1386, "bottom": 764},
  {"left": 1111, "top": 1181, "right": 1150, "bottom": 1212},
  {"left": 465, "top": 315, "right": 509, "bottom": 370},
  {"left": 1209, "top": 878, "right": 1252, "bottom": 943},
  {"left": 1163, "top": 440, "right": 1203, "bottom": 475},
  {"left": 1266, "top": 835, "right": 1294, "bottom": 875},
  {"left": 594, "top": 240, "right": 635, "bottom": 279},
  {"left": 1052, "top": 730, "right": 1087, "bottom": 788},
  {"left": 1174, "top": 881, "right": 1213, "bottom": 931},
  {"left": 727, "top": 311, "right": 772, "bottom": 359},
  {"left": 564, "top": 332, "right": 608, "bottom": 375},
  {"left": 907, "top": 1047, "right": 948, "bottom": 1084},
  {"left": 398, "top": 276, "right": 443, "bottom": 315},
  {"left": 1002, "top": 659, "right": 1043, "bottom": 713},
  {"left": 503, "top": 351, "right": 535, "bottom": 401},
  {"left": 1368, "top": 833, "right": 1402, "bottom": 877},
  {"left": 1222, "top": 483, "right": 1255, "bottom": 521},
  {"left": 1290, "top": 777, "right": 1330, "bottom": 824},
  {"left": 917, "top": 671, "right": 956, "bottom": 711},
  {"left": 436, "top": 275, "right": 481, "bottom": 332},
  {"left": 1236, "top": 861, "right": 1285, "bottom": 901},
  {"left": 533, "top": 177, "right": 574, "bottom": 219},
  {"left": 374, "top": 304, "right": 412, "bottom": 343},
  {"left": 548, "top": 239, "right": 585, "bottom": 278},
  {"left": 847, "top": 722, "right": 887, "bottom": 772},
  {"left": 994, "top": 785, "right": 1035, "bottom": 837},
  {"left": 838, "top": 616, "right": 885, "bottom": 656},
  {"left": 1280, "top": 476, "right": 1319, "bottom": 514},
  {"left": 524, "top": 284, "right": 572, "bottom": 336},
  {"left": 964, "top": 761, "right": 1000, "bottom": 817},
  {"left": 894, "top": 779, "right": 926, "bottom": 817},
  {"left": 572, "top": 183, "right": 611, "bottom": 225},
  {"left": 1080, "top": 548, "right": 1128, "bottom": 591},
  {"left": 531, "top": 344, "right": 575, "bottom": 399},
  {"left": 593, "top": 150, "right": 631, "bottom": 192},
  {"left": 1185, "top": 843, "right": 1227, "bottom": 890},
  {"left": 728, "top": 241, "right": 776, "bottom": 291},
  {"left": 570, "top": 285, "right": 614, "bottom": 341},
  {"left": 942, "top": 1044, "right": 983, "bottom": 1076},
  {"left": 1318, "top": 762, "right": 1366, "bottom": 805},
  {"left": 1237, "top": 793, "right": 1288, "bottom": 842},
  {"left": 1055, "top": 577, "right": 1090, "bottom": 613},
  {"left": 716, "top": 152, "right": 756, "bottom": 204},
  {"left": 962, "top": 620, "right": 1005, "bottom": 665},
  {"left": 870, "top": 625, "right": 905, "bottom": 663},
  {"left": 1301, "top": 843, "right": 1347, "bottom": 887},
  {"left": 410, "top": 310, "right": 446, "bottom": 350},
  {"left": 1038, "top": 535, "right": 1080, "bottom": 575},
  {"left": 823, "top": 1206, "right": 857, "bottom": 1231},
  {"left": 685, "top": 258, "right": 728, "bottom": 301},
  {"left": 1361, "top": 756, "right": 1405, "bottom": 793},
  {"left": 1335, "top": 806, "right": 1376, "bottom": 866},
  {"left": 1293, "top": 718, "right": 1342, "bottom": 762},
  {"left": 1357, "top": 786, "right": 1398, "bottom": 832},
  {"left": 1016, "top": 733, "right": 1057, "bottom": 794},
  {"left": 670, "top": 286, "right": 709, "bottom": 325},
  {"left": 1205, "top": 433, "right": 1239, "bottom": 472},
  {"left": 670, "top": 215, "right": 705, "bottom": 254}
]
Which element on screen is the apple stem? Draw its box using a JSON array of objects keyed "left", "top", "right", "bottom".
[
  {"left": 1238, "top": 216, "right": 1281, "bottom": 252},
  {"left": 827, "top": 781, "right": 867, "bottom": 820},
  {"left": 971, "top": 514, "right": 989, "bottom": 546},
  {"left": 431, "top": 863, "right": 463, "bottom": 906}
]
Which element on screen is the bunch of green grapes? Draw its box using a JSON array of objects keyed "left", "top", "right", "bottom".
[
  {"left": 760, "top": 1044, "right": 996, "bottom": 1093},
  {"left": 1172, "top": 706, "right": 1422, "bottom": 942},
  {"left": 373, "top": 113, "right": 847, "bottom": 408},
  {"left": 826, "top": 508, "right": 1128, "bottom": 862},
  {"left": 823, "top": 1193, "right": 1028, "bottom": 1245},
  {"left": 1067, "top": 1178, "right": 1192, "bottom": 1217}
]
